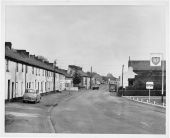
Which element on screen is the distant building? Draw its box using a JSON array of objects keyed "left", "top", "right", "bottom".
[
  {"left": 68, "top": 65, "right": 90, "bottom": 89},
  {"left": 119, "top": 58, "right": 166, "bottom": 91}
]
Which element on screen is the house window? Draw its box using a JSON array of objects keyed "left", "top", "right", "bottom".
[
  {"left": 128, "top": 79, "right": 134, "bottom": 86},
  {"left": 16, "top": 63, "right": 18, "bottom": 72},
  {"left": 6, "top": 59, "right": 9, "bottom": 72},
  {"left": 29, "top": 82, "right": 31, "bottom": 88},
  {"left": 22, "top": 64, "right": 24, "bottom": 72},
  {"left": 32, "top": 67, "right": 34, "bottom": 74},
  {"left": 35, "top": 80, "right": 36, "bottom": 89}
]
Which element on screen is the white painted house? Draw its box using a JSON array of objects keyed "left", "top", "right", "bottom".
[{"left": 5, "top": 42, "right": 70, "bottom": 101}]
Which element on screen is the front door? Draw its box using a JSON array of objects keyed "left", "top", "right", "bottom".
[
  {"left": 12, "top": 82, "right": 14, "bottom": 99},
  {"left": 7, "top": 80, "right": 10, "bottom": 101}
]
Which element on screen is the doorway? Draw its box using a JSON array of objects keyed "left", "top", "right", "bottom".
[
  {"left": 12, "top": 82, "right": 14, "bottom": 99},
  {"left": 7, "top": 80, "right": 10, "bottom": 101}
]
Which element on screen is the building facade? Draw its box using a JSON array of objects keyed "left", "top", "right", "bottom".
[
  {"left": 5, "top": 42, "right": 69, "bottom": 101},
  {"left": 119, "top": 58, "right": 166, "bottom": 96}
]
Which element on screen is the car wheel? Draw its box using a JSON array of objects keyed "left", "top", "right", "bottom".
[{"left": 23, "top": 100, "right": 25, "bottom": 103}]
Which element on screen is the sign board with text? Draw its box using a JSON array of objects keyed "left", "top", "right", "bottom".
[{"left": 146, "top": 82, "right": 154, "bottom": 89}]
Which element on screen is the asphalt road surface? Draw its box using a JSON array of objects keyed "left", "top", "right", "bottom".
[
  {"left": 51, "top": 86, "right": 165, "bottom": 134},
  {"left": 5, "top": 85, "right": 165, "bottom": 134}
]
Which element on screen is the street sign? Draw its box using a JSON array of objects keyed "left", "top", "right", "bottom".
[
  {"left": 146, "top": 82, "right": 154, "bottom": 89},
  {"left": 150, "top": 53, "right": 162, "bottom": 66}
]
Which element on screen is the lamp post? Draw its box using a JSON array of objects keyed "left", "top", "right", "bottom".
[{"left": 122, "top": 64, "right": 124, "bottom": 96}]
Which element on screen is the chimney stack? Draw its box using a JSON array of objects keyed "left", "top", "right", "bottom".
[
  {"left": 16, "top": 50, "right": 29, "bottom": 57},
  {"left": 5, "top": 42, "right": 12, "bottom": 49}
]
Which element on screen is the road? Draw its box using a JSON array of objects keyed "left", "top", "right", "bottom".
[
  {"left": 51, "top": 85, "right": 165, "bottom": 134},
  {"left": 5, "top": 85, "right": 165, "bottom": 134}
]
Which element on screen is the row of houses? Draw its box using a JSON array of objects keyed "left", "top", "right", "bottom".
[{"left": 5, "top": 42, "right": 89, "bottom": 101}]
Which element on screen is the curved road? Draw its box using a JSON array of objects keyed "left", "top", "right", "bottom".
[{"left": 51, "top": 86, "right": 165, "bottom": 134}]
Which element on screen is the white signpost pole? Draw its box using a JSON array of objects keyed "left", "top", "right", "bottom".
[{"left": 146, "top": 82, "right": 153, "bottom": 103}]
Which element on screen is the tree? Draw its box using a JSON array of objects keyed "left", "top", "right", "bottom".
[{"left": 73, "top": 71, "right": 81, "bottom": 86}]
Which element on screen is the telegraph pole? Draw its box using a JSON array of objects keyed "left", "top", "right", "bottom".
[
  {"left": 122, "top": 64, "right": 124, "bottom": 96},
  {"left": 90, "top": 66, "right": 92, "bottom": 89},
  {"left": 161, "top": 55, "right": 164, "bottom": 103},
  {"left": 53, "top": 60, "right": 57, "bottom": 92}
]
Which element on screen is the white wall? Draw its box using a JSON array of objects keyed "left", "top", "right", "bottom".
[{"left": 5, "top": 58, "right": 66, "bottom": 101}]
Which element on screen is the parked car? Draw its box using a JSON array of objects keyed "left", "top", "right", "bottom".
[
  {"left": 92, "top": 84, "right": 99, "bottom": 90},
  {"left": 23, "top": 89, "right": 41, "bottom": 103}
]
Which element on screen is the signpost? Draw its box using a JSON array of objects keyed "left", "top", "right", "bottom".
[
  {"left": 150, "top": 53, "right": 164, "bottom": 103},
  {"left": 146, "top": 82, "right": 154, "bottom": 102}
]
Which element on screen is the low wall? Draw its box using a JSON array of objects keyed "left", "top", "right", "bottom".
[
  {"left": 118, "top": 90, "right": 166, "bottom": 96},
  {"left": 66, "top": 87, "right": 78, "bottom": 91}
]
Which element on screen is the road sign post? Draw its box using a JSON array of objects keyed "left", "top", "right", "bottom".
[
  {"left": 150, "top": 53, "right": 164, "bottom": 103},
  {"left": 146, "top": 82, "right": 154, "bottom": 103}
]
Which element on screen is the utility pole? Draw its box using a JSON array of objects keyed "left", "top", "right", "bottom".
[
  {"left": 53, "top": 60, "right": 57, "bottom": 92},
  {"left": 122, "top": 64, "right": 124, "bottom": 96},
  {"left": 161, "top": 56, "right": 164, "bottom": 103},
  {"left": 90, "top": 66, "right": 92, "bottom": 89}
]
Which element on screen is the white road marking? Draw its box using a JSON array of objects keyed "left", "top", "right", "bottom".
[{"left": 5, "top": 111, "right": 40, "bottom": 118}]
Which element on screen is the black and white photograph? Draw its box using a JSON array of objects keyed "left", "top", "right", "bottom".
[{"left": 1, "top": 0, "right": 169, "bottom": 137}]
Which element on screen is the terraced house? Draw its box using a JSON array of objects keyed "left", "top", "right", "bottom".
[{"left": 5, "top": 42, "right": 71, "bottom": 101}]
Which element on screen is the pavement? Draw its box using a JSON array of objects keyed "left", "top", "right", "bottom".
[
  {"left": 5, "top": 90, "right": 78, "bottom": 133},
  {"left": 5, "top": 85, "right": 166, "bottom": 134}
]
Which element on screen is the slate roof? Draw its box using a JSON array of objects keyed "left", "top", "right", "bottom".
[
  {"left": 68, "top": 65, "right": 82, "bottom": 70},
  {"left": 129, "top": 60, "right": 166, "bottom": 71},
  {"left": 5, "top": 47, "right": 68, "bottom": 76},
  {"left": 77, "top": 70, "right": 88, "bottom": 77}
]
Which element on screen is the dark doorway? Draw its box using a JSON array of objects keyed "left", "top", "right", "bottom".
[
  {"left": 7, "top": 80, "right": 10, "bottom": 101},
  {"left": 38, "top": 82, "right": 39, "bottom": 91},
  {"left": 12, "top": 82, "right": 14, "bottom": 99}
]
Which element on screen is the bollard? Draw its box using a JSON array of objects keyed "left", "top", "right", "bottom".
[
  {"left": 137, "top": 98, "right": 138, "bottom": 101},
  {"left": 154, "top": 101, "right": 155, "bottom": 104},
  {"left": 141, "top": 99, "right": 143, "bottom": 102},
  {"left": 147, "top": 100, "right": 148, "bottom": 103}
]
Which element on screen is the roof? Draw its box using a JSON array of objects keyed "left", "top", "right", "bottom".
[
  {"left": 129, "top": 60, "right": 166, "bottom": 71},
  {"left": 5, "top": 47, "right": 67, "bottom": 76},
  {"left": 77, "top": 70, "right": 88, "bottom": 77},
  {"left": 57, "top": 68, "right": 72, "bottom": 78},
  {"left": 68, "top": 65, "right": 82, "bottom": 70}
]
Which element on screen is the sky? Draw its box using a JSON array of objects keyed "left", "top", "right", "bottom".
[{"left": 5, "top": 5, "right": 167, "bottom": 77}]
